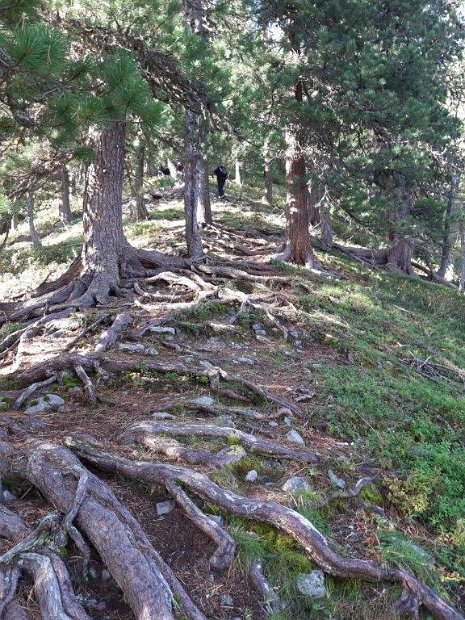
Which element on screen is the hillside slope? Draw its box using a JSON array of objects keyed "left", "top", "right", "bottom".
[{"left": 0, "top": 189, "right": 464, "bottom": 619}]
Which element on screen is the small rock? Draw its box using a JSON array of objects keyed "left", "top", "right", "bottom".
[
  {"left": 328, "top": 469, "right": 345, "bottom": 489},
  {"left": 207, "top": 515, "right": 224, "bottom": 526},
  {"left": 155, "top": 500, "right": 176, "bottom": 517},
  {"left": 21, "top": 418, "right": 46, "bottom": 431},
  {"left": 68, "top": 386, "right": 82, "bottom": 396},
  {"left": 269, "top": 421, "right": 278, "bottom": 427},
  {"left": 2, "top": 490, "right": 16, "bottom": 502},
  {"left": 296, "top": 571, "right": 326, "bottom": 598},
  {"left": 151, "top": 411, "right": 176, "bottom": 420},
  {"left": 286, "top": 430, "right": 305, "bottom": 445},
  {"left": 119, "top": 343, "right": 145, "bottom": 352},
  {"left": 199, "top": 360, "right": 214, "bottom": 369},
  {"left": 44, "top": 394, "right": 65, "bottom": 409},
  {"left": 0, "top": 400, "right": 9, "bottom": 411},
  {"left": 147, "top": 326, "right": 176, "bottom": 335},
  {"left": 144, "top": 347, "right": 159, "bottom": 356},
  {"left": 191, "top": 395, "right": 214, "bottom": 408},
  {"left": 87, "top": 567, "right": 98, "bottom": 580},
  {"left": 245, "top": 470, "right": 258, "bottom": 483},
  {"left": 101, "top": 569, "right": 111, "bottom": 581},
  {"left": 283, "top": 416, "right": 292, "bottom": 426},
  {"left": 220, "top": 594, "right": 234, "bottom": 608},
  {"left": 232, "top": 356, "right": 255, "bottom": 366},
  {"left": 252, "top": 322, "right": 267, "bottom": 336},
  {"left": 282, "top": 476, "right": 310, "bottom": 494},
  {"left": 24, "top": 399, "right": 51, "bottom": 415}
]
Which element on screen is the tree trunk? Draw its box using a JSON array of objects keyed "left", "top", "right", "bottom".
[
  {"left": 59, "top": 165, "right": 72, "bottom": 224},
  {"left": 183, "top": 0, "right": 211, "bottom": 246},
  {"left": 26, "top": 192, "right": 40, "bottom": 247},
  {"left": 385, "top": 189, "right": 414, "bottom": 275},
  {"left": 235, "top": 158, "right": 243, "bottom": 199},
  {"left": 437, "top": 174, "right": 459, "bottom": 280},
  {"left": 167, "top": 159, "right": 178, "bottom": 181},
  {"left": 130, "top": 145, "right": 149, "bottom": 222},
  {"left": 459, "top": 212, "right": 465, "bottom": 293},
  {"left": 263, "top": 139, "right": 273, "bottom": 206},
  {"left": 81, "top": 122, "right": 127, "bottom": 298},
  {"left": 278, "top": 82, "right": 315, "bottom": 267},
  {"left": 308, "top": 183, "right": 333, "bottom": 249}
]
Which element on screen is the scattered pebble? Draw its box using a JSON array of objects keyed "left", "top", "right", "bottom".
[
  {"left": 191, "top": 395, "right": 215, "bottom": 407},
  {"left": 146, "top": 326, "right": 176, "bottom": 335},
  {"left": 245, "top": 470, "right": 258, "bottom": 483},
  {"left": 269, "top": 421, "right": 278, "bottom": 427},
  {"left": 283, "top": 416, "right": 292, "bottom": 426},
  {"left": 282, "top": 476, "right": 310, "bottom": 494},
  {"left": 296, "top": 571, "right": 326, "bottom": 598},
  {"left": 101, "top": 569, "right": 111, "bottom": 581},
  {"left": 328, "top": 469, "right": 345, "bottom": 489},
  {"left": 24, "top": 394, "right": 64, "bottom": 415},
  {"left": 232, "top": 356, "right": 255, "bottom": 366},
  {"left": 2, "top": 490, "right": 16, "bottom": 502},
  {"left": 286, "top": 429, "right": 305, "bottom": 445},
  {"left": 155, "top": 500, "right": 176, "bottom": 517},
  {"left": 151, "top": 411, "right": 176, "bottom": 420},
  {"left": 220, "top": 594, "right": 234, "bottom": 607}
]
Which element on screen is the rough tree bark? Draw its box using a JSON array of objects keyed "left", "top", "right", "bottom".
[
  {"left": 59, "top": 164, "right": 72, "bottom": 224},
  {"left": 130, "top": 144, "right": 149, "bottom": 221},
  {"left": 385, "top": 191, "right": 415, "bottom": 275},
  {"left": 183, "top": 0, "right": 211, "bottom": 251},
  {"left": 26, "top": 191, "right": 40, "bottom": 247},
  {"left": 308, "top": 181, "right": 333, "bottom": 249},
  {"left": 437, "top": 173, "right": 459, "bottom": 280},
  {"left": 263, "top": 138, "right": 273, "bottom": 206},
  {"left": 277, "top": 82, "right": 316, "bottom": 267}
]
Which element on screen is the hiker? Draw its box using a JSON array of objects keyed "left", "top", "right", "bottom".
[{"left": 213, "top": 164, "right": 228, "bottom": 198}]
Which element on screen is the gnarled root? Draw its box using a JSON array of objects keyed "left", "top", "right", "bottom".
[
  {"left": 2, "top": 440, "right": 207, "bottom": 620},
  {"left": 121, "top": 420, "right": 318, "bottom": 464},
  {"left": 66, "top": 436, "right": 464, "bottom": 620},
  {"left": 250, "top": 560, "right": 281, "bottom": 614}
]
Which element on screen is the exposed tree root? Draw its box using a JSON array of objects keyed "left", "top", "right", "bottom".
[
  {"left": 250, "top": 560, "right": 281, "bottom": 614},
  {"left": 74, "top": 365, "right": 97, "bottom": 403},
  {"left": 121, "top": 420, "right": 317, "bottom": 464},
  {"left": 65, "top": 313, "right": 111, "bottom": 352},
  {"left": 15, "top": 352, "right": 303, "bottom": 417},
  {"left": 94, "top": 312, "right": 133, "bottom": 353},
  {"left": 66, "top": 437, "right": 464, "bottom": 620},
  {"left": 12, "top": 375, "right": 58, "bottom": 411},
  {"left": 1, "top": 440, "right": 208, "bottom": 620}
]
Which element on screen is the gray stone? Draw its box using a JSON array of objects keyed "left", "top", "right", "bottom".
[
  {"left": 207, "top": 515, "right": 224, "bottom": 526},
  {"left": 24, "top": 399, "right": 51, "bottom": 415},
  {"left": 0, "top": 400, "right": 9, "bottom": 411},
  {"left": 220, "top": 594, "right": 234, "bottom": 607},
  {"left": 151, "top": 411, "right": 176, "bottom": 420},
  {"left": 252, "top": 322, "right": 267, "bottom": 336},
  {"left": 44, "top": 394, "right": 65, "bottom": 409},
  {"left": 119, "top": 343, "right": 145, "bottom": 352},
  {"left": 232, "top": 356, "right": 255, "bottom": 366},
  {"left": 199, "top": 360, "right": 214, "bottom": 369},
  {"left": 286, "top": 429, "right": 305, "bottom": 445},
  {"left": 269, "top": 421, "right": 278, "bottom": 427},
  {"left": 147, "top": 326, "right": 176, "bottom": 335},
  {"left": 191, "top": 395, "right": 214, "bottom": 408},
  {"left": 282, "top": 476, "right": 310, "bottom": 494},
  {"left": 22, "top": 418, "right": 46, "bottom": 431},
  {"left": 296, "top": 571, "right": 326, "bottom": 598},
  {"left": 2, "top": 490, "right": 16, "bottom": 502},
  {"left": 155, "top": 500, "right": 176, "bottom": 517},
  {"left": 328, "top": 469, "right": 345, "bottom": 489},
  {"left": 101, "top": 569, "right": 111, "bottom": 581},
  {"left": 283, "top": 416, "right": 292, "bottom": 426},
  {"left": 245, "top": 470, "right": 258, "bottom": 483},
  {"left": 68, "top": 386, "right": 82, "bottom": 395}
]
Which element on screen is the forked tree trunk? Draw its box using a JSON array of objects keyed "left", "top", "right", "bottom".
[
  {"left": 263, "top": 139, "right": 273, "bottom": 206},
  {"left": 130, "top": 145, "right": 149, "bottom": 222},
  {"left": 437, "top": 174, "right": 459, "bottom": 280},
  {"left": 59, "top": 165, "right": 72, "bottom": 224},
  {"left": 278, "top": 83, "right": 315, "bottom": 267},
  {"left": 26, "top": 192, "right": 40, "bottom": 247}
]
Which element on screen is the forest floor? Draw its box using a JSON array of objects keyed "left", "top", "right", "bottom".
[{"left": 0, "top": 183, "right": 464, "bottom": 619}]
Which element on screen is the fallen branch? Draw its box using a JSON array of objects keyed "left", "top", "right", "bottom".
[
  {"left": 250, "top": 560, "right": 281, "bottom": 614},
  {"left": 74, "top": 365, "right": 97, "bottom": 403}
]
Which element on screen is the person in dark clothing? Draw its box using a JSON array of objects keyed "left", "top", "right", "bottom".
[
  {"left": 213, "top": 164, "right": 228, "bottom": 197},
  {"left": 158, "top": 164, "right": 170, "bottom": 176}
]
